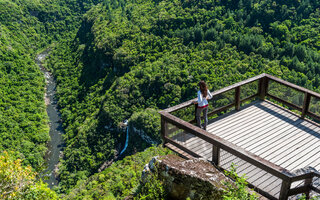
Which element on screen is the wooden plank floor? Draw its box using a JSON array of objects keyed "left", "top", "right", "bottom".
[{"left": 169, "top": 100, "right": 320, "bottom": 199}]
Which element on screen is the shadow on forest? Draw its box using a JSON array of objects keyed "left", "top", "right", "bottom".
[
  {"left": 70, "top": 19, "right": 132, "bottom": 103},
  {"left": 87, "top": 108, "right": 123, "bottom": 172},
  {"left": 77, "top": 20, "right": 113, "bottom": 87}
]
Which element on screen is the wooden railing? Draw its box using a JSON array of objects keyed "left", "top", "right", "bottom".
[{"left": 159, "top": 73, "right": 320, "bottom": 200}]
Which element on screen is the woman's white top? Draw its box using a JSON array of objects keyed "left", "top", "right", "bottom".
[{"left": 197, "top": 89, "right": 212, "bottom": 108}]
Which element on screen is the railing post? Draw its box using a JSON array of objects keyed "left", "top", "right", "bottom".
[
  {"left": 235, "top": 86, "right": 241, "bottom": 110},
  {"left": 301, "top": 92, "right": 311, "bottom": 119},
  {"left": 304, "top": 177, "right": 312, "bottom": 199},
  {"left": 258, "top": 76, "right": 269, "bottom": 100},
  {"left": 279, "top": 180, "right": 291, "bottom": 200},
  {"left": 212, "top": 145, "right": 220, "bottom": 166},
  {"left": 194, "top": 103, "right": 198, "bottom": 122},
  {"left": 161, "top": 115, "right": 168, "bottom": 146}
]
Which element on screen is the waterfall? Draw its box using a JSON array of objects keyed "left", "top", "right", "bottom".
[{"left": 120, "top": 120, "right": 129, "bottom": 155}]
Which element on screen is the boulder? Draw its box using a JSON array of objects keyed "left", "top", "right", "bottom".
[{"left": 142, "top": 155, "right": 229, "bottom": 200}]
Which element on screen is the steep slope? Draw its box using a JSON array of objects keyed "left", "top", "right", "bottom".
[
  {"left": 0, "top": 0, "right": 108, "bottom": 197},
  {"left": 0, "top": 0, "right": 103, "bottom": 179},
  {"left": 63, "top": 146, "right": 171, "bottom": 199},
  {"left": 0, "top": 0, "right": 58, "bottom": 170}
]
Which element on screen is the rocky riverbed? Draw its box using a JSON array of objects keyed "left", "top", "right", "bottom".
[{"left": 36, "top": 50, "right": 64, "bottom": 188}]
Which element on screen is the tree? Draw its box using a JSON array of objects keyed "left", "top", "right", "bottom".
[{"left": 0, "top": 151, "right": 58, "bottom": 200}]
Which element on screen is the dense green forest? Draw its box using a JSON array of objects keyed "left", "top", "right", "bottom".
[
  {"left": 43, "top": 0, "right": 320, "bottom": 194},
  {"left": 2, "top": 0, "right": 320, "bottom": 199},
  {"left": 0, "top": 0, "right": 69, "bottom": 171},
  {"left": 0, "top": 0, "right": 103, "bottom": 195},
  {"left": 0, "top": 0, "right": 108, "bottom": 168}
]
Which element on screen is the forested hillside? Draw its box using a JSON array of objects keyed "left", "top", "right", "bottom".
[
  {"left": 44, "top": 0, "right": 320, "bottom": 194},
  {"left": 0, "top": 0, "right": 71, "bottom": 171},
  {"left": 0, "top": 0, "right": 102, "bottom": 195},
  {"left": 2, "top": 0, "right": 320, "bottom": 199}
]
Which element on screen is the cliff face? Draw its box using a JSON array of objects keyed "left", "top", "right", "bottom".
[{"left": 143, "top": 155, "right": 229, "bottom": 200}]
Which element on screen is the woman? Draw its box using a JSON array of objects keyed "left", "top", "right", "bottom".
[{"left": 194, "top": 81, "right": 212, "bottom": 130}]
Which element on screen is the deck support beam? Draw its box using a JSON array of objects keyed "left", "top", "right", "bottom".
[
  {"left": 235, "top": 86, "right": 241, "bottom": 111},
  {"left": 212, "top": 145, "right": 220, "bottom": 166},
  {"left": 301, "top": 92, "right": 311, "bottom": 119},
  {"left": 304, "top": 177, "right": 312, "bottom": 199},
  {"left": 279, "top": 180, "right": 291, "bottom": 200},
  {"left": 161, "top": 116, "right": 168, "bottom": 146},
  {"left": 258, "top": 77, "right": 269, "bottom": 100}
]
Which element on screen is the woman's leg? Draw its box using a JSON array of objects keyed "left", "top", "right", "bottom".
[
  {"left": 203, "top": 107, "right": 208, "bottom": 130},
  {"left": 196, "top": 107, "right": 203, "bottom": 128},
  {"left": 194, "top": 104, "right": 198, "bottom": 122}
]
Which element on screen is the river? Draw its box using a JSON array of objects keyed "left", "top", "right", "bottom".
[{"left": 36, "top": 51, "right": 64, "bottom": 188}]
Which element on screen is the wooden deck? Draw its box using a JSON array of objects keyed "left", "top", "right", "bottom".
[
  {"left": 170, "top": 100, "right": 320, "bottom": 199},
  {"left": 161, "top": 74, "right": 320, "bottom": 199}
]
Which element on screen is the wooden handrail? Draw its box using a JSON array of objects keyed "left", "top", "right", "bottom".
[
  {"left": 159, "top": 110, "right": 292, "bottom": 181},
  {"left": 266, "top": 74, "right": 320, "bottom": 99},
  {"left": 289, "top": 171, "right": 320, "bottom": 182},
  {"left": 163, "top": 73, "right": 266, "bottom": 113},
  {"left": 164, "top": 73, "right": 320, "bottom": 123},
  {"left": 165, "top": 73, "right": 320, "bottom": 118},
  {"left": 266, "top": 74, "right": 320, "bottom": 120},
  {"left": 266, "top": 93, "right": 302, "bottom": 111}
]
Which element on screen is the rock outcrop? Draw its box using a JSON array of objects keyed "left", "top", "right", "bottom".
[
  {"left": 132, "top": 126, "right": 159, "bottom": 145},
  {"left": 142, "top": 155, "right": 229, "bottom": 200}
]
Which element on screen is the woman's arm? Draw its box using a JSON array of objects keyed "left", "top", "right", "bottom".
[{"left": 198, "top": 91, "right": 203, "bottom": 103}]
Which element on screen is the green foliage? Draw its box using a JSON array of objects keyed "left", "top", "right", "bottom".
[
  {"left": 135, "top": 169, "right": 166, "bottom": 200},
  {"left": 0, "top": 3, "right": 106, "bottom": 200},
  {"left": 0, "top": 0, "right": 104, "bottom": 172},
  {"left": 44, "top": 0, "right": 320, "bottom": 192},
  {"left": 0, "top": 0, "right": 51, "bottom": 171},
  {"left": 223, "top": 164, "right": 258, "bottom": 200},
  {"left": 64, "top": 146, "right": 171, "bottom": 199},
  {"left": 0, "top": 151, "right": 58, "bottom": 200},
  {"left": 129, "top": 108, "right": 162, "bottom": 144},
  {"left": 3, "top": 0, "right": 320, "bottom": 198},
  {"left": 297, "top": 194, "right": 320, "bottom": 200}
]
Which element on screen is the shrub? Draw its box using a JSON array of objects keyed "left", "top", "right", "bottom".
[
  {"left": 223, "top": 164, "right": 258, "bottom": 200},
  {"left": 135, "top": 167, "right": 166, "bottom": 200},
  {"left": 0, "top": 151, "right": 58, "bottom": 200},
  {"left": 129, "top": 108, "right": 162, "bottom": 144}
]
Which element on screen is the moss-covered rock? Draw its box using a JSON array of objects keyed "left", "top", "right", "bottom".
[{"left": 143, "top": 155, "right": 229, "bottom": 200}]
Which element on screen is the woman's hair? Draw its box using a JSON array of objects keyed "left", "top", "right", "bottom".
[{"left": 199, "top": 80, "right": 208, "bottom": 97}]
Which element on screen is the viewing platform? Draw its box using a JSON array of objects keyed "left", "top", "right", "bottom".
[{"left": 159, "top": 74, "right": 320, "bottom": 200}]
